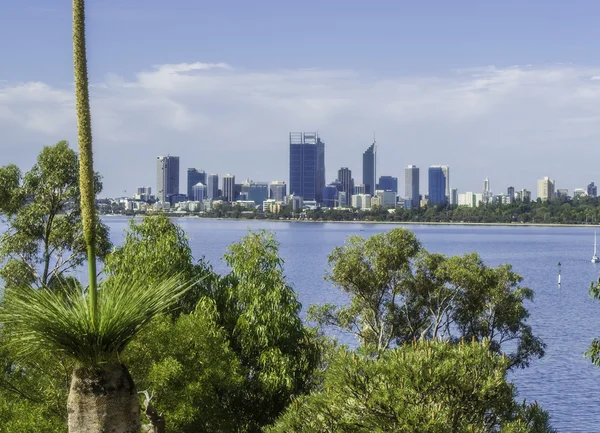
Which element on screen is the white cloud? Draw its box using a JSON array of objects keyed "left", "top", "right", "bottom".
[{"left": 2, "top": 63, "right": 600, "bottom": 197}]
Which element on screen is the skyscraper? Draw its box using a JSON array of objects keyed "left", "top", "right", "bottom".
[
  {"left": 269, "top": 181, "right": 287, "bottom": 202},
  {"left": 187, "top": 168, "right": 206, "bottom": 199},
  {"left": 537, "top": 176, "right": 555, "bottom": 201},
  {"left": 507, "top": 186, "right": 515, "bottom": 203},
  {"left": 588, "top": 182, "right": 597, "bottom": 197},
  {"left": 191, "top": 183, "right": 206, "bottom": 201},
  {"left": 441, "top": 165, "right": 450, "bottom": 199},
  {"left": 377, "top": 176, "right": 398, "bottom": 193},
  {"left": 337, "top": 167, "right": 354, "bottom": 205},
  {"left": 289, "top": 132, "right": 319, "bottom": 201},
  {"left": 362, "top": 141, "right": 376, "bottom": 195},
  {"left": 222, "top": 174, "right": 235, "bottom": 202},
  {"left": 450, "top": 188, "right": 458, "bottom": 205},
  {"left": 157, "top": 156, "right": 179, "bottom": 203},
  {"left": 428, "top": 166, "right": 447, "bottom": 205},
  {"left": 207, "top": 173, "right": 219, "bottom": 200},
  {"left": 405, "top": 165, "right": 420, "bottom": 209},
  {"left": 316, "top": 137, "right": 326, "bottom": 203}
]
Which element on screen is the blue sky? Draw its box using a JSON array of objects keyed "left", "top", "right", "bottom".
[{"left": 2, "top": 0, "right": 600, "bottom": 197}]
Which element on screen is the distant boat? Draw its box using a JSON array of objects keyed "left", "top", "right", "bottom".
[{"left": 592, "top": 231, "right": 599, "bottom": 263}]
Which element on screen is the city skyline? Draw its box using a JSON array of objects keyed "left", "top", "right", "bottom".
[{"left": 4, "top": 2, "right": 600, "bottom": 198}]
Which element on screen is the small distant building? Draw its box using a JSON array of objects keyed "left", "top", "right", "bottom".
[
  {"left": 375, "top": 190, "right": 396, "bottom": 207},
  {"left": 269, "top": 181, "right": 287, "bottom": 202},
  {"left": 351, "top": 194, "right": 372, "bottom": 210},
  {"left": 588, "top": 182, "right": 597, "bottom": 198},
  {"left": 289, "top": 195, "right": 303, "bottom": 212},
  {"left": 450, "top": 188, "right": 458, "bottom": 205},
  {"left": 573, "top": 188, "right": 587, "bottom": 198},
  {"left": 555, "top": 189, "right": 569, "bottom": 199},
  {"left": 354, "top": 184, "right": 366, "bottom": 195}
]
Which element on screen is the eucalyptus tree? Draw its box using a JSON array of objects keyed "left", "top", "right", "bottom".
[
  {"left": 309, "top": 228, "right": 545, "bottom": 368},
  {"left": 0, "top": 141, "right": 111, "bottom": 289},
  {"left": 0, "top": 2, "right": 190, "bottom": 432}
]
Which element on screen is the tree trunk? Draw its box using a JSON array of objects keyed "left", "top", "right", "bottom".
[{"left": 67, "top": 363, "right": 141, "bottom": 433}]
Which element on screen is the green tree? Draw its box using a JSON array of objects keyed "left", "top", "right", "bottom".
[
  {"left": 124, "top": 299, "right": 243, "bottom": 433},
  {"left": 267, "top": 340, "right": 555, "bottom": 433},
  {"left": 308, "top": 228, "right": 422, "bottom": 352},
  {"left": 310, "top": 228, "right": 544, "bottom": 368},
  {"left": 103, "top": 213, "right": 215, "bottom": 314},
  {"left": 214, "top": 231, "right": 323, "bottom": 432},
  {"left": 0, "top": 141, "right": 111, "bottom": 289}
]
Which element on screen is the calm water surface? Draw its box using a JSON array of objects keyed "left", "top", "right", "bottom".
[{"left": 13, "top": 216, "right": 600, "bottom": 431}]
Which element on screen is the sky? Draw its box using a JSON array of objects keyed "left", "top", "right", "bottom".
[{"left": 2, "top": 0, "right": 600, "bottom": 198}]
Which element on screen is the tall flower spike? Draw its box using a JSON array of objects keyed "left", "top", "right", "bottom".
[{"left": 72, "top": 0, "right": 98, "bottom": 323}]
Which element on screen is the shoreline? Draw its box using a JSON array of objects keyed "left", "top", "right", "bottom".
[{"left": 99, "top": 214, "right": 600, "bottom": 229}]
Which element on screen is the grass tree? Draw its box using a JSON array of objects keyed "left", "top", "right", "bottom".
[{"left": 0, "top": 1, "right": 190, "bottom": 432}]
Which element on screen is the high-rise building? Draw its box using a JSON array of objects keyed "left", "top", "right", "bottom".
[
  {"left": 405, "top": 165, "right": 420, "bottom": 209},
  {"left": 450, "top": 188, "right": 458, "bottom": 205},
  {"left": 322, "top": 184, "right": 339, "bottom": 208},
  {"left": 222, "top": 174, "right": 235, "bottom": 202},
  {"left": 242, "top": 180, "right": 269, "bottom": 205},
  {"left": 207, "top": 173, "right": 219, "bottom": 200},
  {"left": 362, "top": 142, "right": 376, "bottom": 195},
  {"left": 191, "top": 183, "right": 207, "bottom": 201},
  {"left": 507, "top": 186, "right": 515, "bottom": 203},
  {"left": 337, "top": 167, "right": 354, "bottom": 205},
  {"left": 157, "top": 156, "right": 179, "bottom": 203},
  {"left": 135, "top": 186, "right": 152, "bottom": 202},
  {"left": 289, "top": 132, "right": 320, "bottom": 201},
  {"left": 316, "top": 137, "right": 326, "bottom": 203},
  {"left": 521, "top": 189, "right": 531, "bottom": 201},
  {"left": 482, "top": 178, "right": 493, "bottom": 204},
  {"left": 377, "top": 176, "right": 398, "bottom": 194},
  {"left": 588, "top": 182, "right": 598, "bottom": 197},
  {"left": 187, "top": 168, "right": 206, "bottom": 199},
  {"left": 375, "top": 190, "right": 396, "bottom": 207},
  {"left": 428, "top": 166, "right": 447, "bottom": 205},
  {"left": 537, "top": 176, "right": 555, "bottom": 201},
  {"left": 441, "top": 165, "right": 450, "bottom": 199},
  {"left": 269, "top": 181, "right": 287, "bottom": 202}
]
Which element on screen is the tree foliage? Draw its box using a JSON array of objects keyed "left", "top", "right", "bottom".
[
  {"left": 309, "top": 228, "right": 544, "bottom": 368},
  {"left": 268, "top": 340, "right": 555, "bottom": 433},
  {"left": 0, "top": 141, "right": 111, "bottom": 289}
]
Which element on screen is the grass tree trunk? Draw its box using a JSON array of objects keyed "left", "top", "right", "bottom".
[{"left": 67, "top": 363, "right": 141, "bottom": 433}]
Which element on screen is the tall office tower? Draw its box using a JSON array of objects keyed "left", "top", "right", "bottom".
[
  {"left": 187, "top": 168, "right": 206, "bottom": 199},
  {"left": 441, "top": 165, "right": 450, "bottom": 199},
  {"left": 222, "top": 174, "right": 235, "bottom": 202},
  {"left": 316, "top": 137, "right": 326, "bottom": 203},
  {"left": 450, "top": 188, "right": 458, "bottom": 205},
  {"left": 157, "top": 155, "right": 179, "bottom": 203},
  {"left": 337, "top": 167, "right": 354, "bottom": 204},
  {"left": 377, "top": 176, "right": 398, "bottom": 194},
  {"left": 362, "top": 141, "right": 376, "bottom": 195},
  {"left": 537, "top": 176, "right": 555, "bottom": 201},
  {"left": 404, "top": 165, "right": 420, "bottom": 209},
  {"left": 428, "top": 166, "right": 447, "bottom": 205},
  {"left": 588, "top": 182, "right": 598, "bottom": 197},
  {"left": 191, "top": 183, "right": 207, "bottom": 201},
  {"left": 482, "top": 178, "right": 493, "bottom": 204},
  {"left": 269, "top": 181, "right": 287, "bottom": 202},
  {"left": 507, "top": 186, "right": 515, "bottom": 203},
  {"left": 521, "top": 189, "right": 531, "bottom": 201},
  {"left": 207, "top": 173, "right": 219, "bottom": 200},
  {"left": 289, "top": 132, "right": 319, "bottom": 201}
]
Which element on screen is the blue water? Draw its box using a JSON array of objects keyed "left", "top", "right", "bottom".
[{"left": 10, "top": 216, "right": 600, "bottom": 431}]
